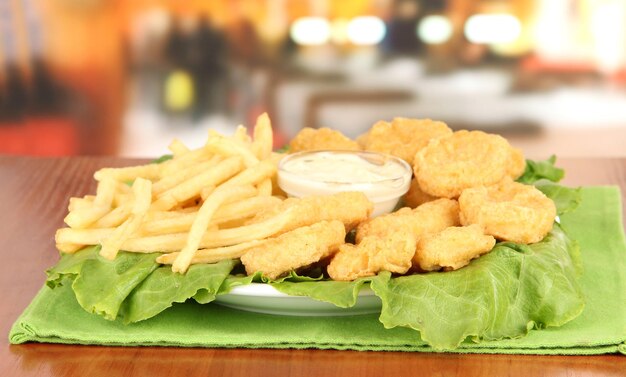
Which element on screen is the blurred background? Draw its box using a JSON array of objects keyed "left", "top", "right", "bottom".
[{"left": 1, "top": 0, "right": 625, "bottom": 158}]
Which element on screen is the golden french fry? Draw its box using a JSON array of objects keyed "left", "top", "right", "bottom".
[
  {"left": 56, "top": 243, "right": 85, "bottom": 254},
  {"left": 153, "top": 156, "right": 244, "bottom": 210},
  {"left": 56, "top": 227, "right": 114, "bottom": 245},
  {"left": 251, "top": 113, "right": 273, "bottom": 159},
  {"left": 153, "top": 156, "right": 222, "bottom": 195},
  {"left": 94, "top": 164, "right": 162, "bottom": 182},
  {"left": 220, "top": 160, "right": 277, "bottom": 190},
  {"left": 100, "top": 178, "right": 152, "bottom": 260},
  {"left": 94, "top": 203, "right": 132, "bottom": 228},
  {"left": 172, "top": 185, "right": 258, "bottom": 273},
  {"left": 205, "top": 136, "right": 259, "bottom": 168},
  {"left": 200, "top": 185, "right": 216, "bottom": 201},
  {"left": 121, "top": 209, "right": 293, "bottom": 252},
  {"left": 160, "top": 147, "right": 213, "bottom": 176},
  {"left": 233, "top": 125, "right": 252, "bottom": 144},
  {"left": 64, "top": 178, "right": 117, "bottom": 229},
  {"left": 142, "top": 195, "right": 281, "bottom": 235},
  {"left": 257, "top": 179, "right": 272, "bottom": 197},
  {"left": 68, "top": 196, "right": 94, "bottom": 212},
  {"left": 156, "top": 240, "right": 264, "bottom": 265},
  {"left": 168, "top": 139, "right": 190, "bottom": 156}
]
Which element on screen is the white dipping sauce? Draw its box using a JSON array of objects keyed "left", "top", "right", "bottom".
[{"left": 277, "top": 150, "right": 412, "bottom": 217}]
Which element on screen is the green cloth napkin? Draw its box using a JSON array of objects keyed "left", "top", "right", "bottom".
[{"left": 9, "top": 187, "right": 626, "bottom": 354}]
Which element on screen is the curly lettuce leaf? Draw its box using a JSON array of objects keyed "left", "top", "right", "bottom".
[
  {"left": 120, "top": 259, "right": 238, "bottom": 323},
  {"left": 271, "top": 276, "right": 378, "bottom": 308},
  {"left": 47, "top": 246, "right": 160, "bottom": 320},
  {"left": 533, "top": 179, "right": 582, "bottom": 215},
  {"left": 370, "top": 225, "right": 583, "bottom": 350},
  {"left": 517, "top": 155, "right": 565, "bottom": 184}
]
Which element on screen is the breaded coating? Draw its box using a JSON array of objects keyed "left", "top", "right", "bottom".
[
  {"left": 250, "top": 191, "right": 373, "bottom": 234},
  {"left": 289, "top": 127, "right": 360, "bottom": 153},
  {"left": 403, "top": 177, "right": 437, "bottom": 208},
  {"left": 241, "top": 220, "right": 346, "bottom": 280},
  {"left": 459, "top": 178, "right": 556, "bottom": 244},
  {"left": 355, "top": 198, "right": 460, "bottom": 243},
  {"left": 328, "top": 231, "right": 417, "bottom": 281},
  {"left": 358, "top": 118, "right": 452, "bottom": 164},
  {"left": 412, "top": 224, "right": 496, "bottom": 271},
  {"left": 414, "top": 130, "right": 512, "bottom": 198},
  {"left": 507, "top": 147, "right": 526, "bottom": 179}
]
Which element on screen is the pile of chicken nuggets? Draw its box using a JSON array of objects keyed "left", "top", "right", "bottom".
[{"left": 243, "top": 118, "right": 556, "bottom": 281}]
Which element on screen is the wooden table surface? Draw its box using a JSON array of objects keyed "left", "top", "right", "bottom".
[{"left": 1, "top": 156, "right": 625, "bottom": 377}]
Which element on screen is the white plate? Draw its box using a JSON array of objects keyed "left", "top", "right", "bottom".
[{"left": 213, "top": 283, "right": 382, "bottom": 316}]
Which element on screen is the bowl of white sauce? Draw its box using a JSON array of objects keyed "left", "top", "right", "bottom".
[{"left": 277, "top": 150, "right": 412, "bottom": 217}]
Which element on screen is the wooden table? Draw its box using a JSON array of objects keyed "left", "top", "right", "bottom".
[{"left": 1, "top": 156, "right": 624, "bottom": 377}]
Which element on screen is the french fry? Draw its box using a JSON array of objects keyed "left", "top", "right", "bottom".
[
  {"left": 100, "top": 178, "right": 152, "bottom": 260},
  {"left": 156, "top": 240, "right": 264, "bottom": 265},
  {"left": 251, "top": 113, "right": 273, "bottom": 159},
  {"left": 233, "top": 125, "right": 251, "bottom": 144},
  {"left": 56, "top": 227, "right": 114, "bottom": 245},
  {"left": 120, "top": 209, "right": 293, "bottom": 253},
  {"left": 94, "top": 203, "right": 132, "bottom": 228},
  {"left": 152, "top": 156, "right": 244, "bottom": 210},
  {"left": 160, "top": 147, "right": 213, "bottom": 176},
  {"left": 200, "top": 185, "right": 216, "bottom": 202},
  {"left": 220, "top": 160, "right": 277, "bottom": 190},
  {"left": 152, "top": 156, "right": 222, "bottom": 195},
  {"left": 94, "top": 164, "right": 162, "bottom": 182},
  {"left": 257, "top": 179, "right": 272, "bottom": 197},
  {"left": 205, "top": 136, "right": 259, "bottom": 168},
  {"left": 64, "top": 178, "right": 117, "bottom": 229},
  {"left": 172, "top": 185, "right": 258, "bottom": 273},
  {"left": 56, "top": 243, "right": 85, "bottom": 254},
  {"left": 68, "top": 196, "right": 94, "bottom": 212},
  {"left": 142, "top": 195, "right": 282, "bottom": 235},
  {"left": 168, "top": 139, "right": 190, "bottom": 156}
]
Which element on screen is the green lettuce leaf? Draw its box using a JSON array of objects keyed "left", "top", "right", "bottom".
[
  {"left": 517, "top": 155, "right": 565, "bottom": 184},
  {"left": 120, "top": 259, "right": 238, "bottom": 323},
  {"left": 533, "top": 179, "right": 582, "bottom": 215},
  {"left": 271, "top": 276, "right": 377, "bottom": 308},
  {"left": 370, "top": 225, "right": 583, "bottom": 350},
  {"left": 47, "top": 246, "right": 160, "bottom": 320}
]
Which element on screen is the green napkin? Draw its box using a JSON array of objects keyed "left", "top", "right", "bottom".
[{"left": 9, "top": 187, "right": 626, "bottom": 354}]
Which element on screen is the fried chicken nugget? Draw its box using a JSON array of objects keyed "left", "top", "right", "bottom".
[
  {"left": 412, "top": 224, "right": 495, "bottom": 271},
  {"left": 459, "top": 178, "right": 556, "bottom": 244},
  {"left": 241, "top": 220, "right": 346, "bottom": 280},
  {"left": 414, "top": 130, "right": 512, "bottom": 198},
  {"left": 327, "top": 231, "right": 417, "bottom": 281},
  {"left": 358, "top": 118, "right": 452, "bottom": 164},
  {"left": 403, "top": 177, "right": 437, "bottom": 208},
  {"left": 250, "top": 191, "right": 373, "bottom": 234},
  {"left": 355, "top": 198, "right": 460, "bottom": 243},
  {"left": 508, "top": 147, "right": 526, "bottom": 179},
  {"left": 289, "top": 127, "right": 360, "bottom": 153}
]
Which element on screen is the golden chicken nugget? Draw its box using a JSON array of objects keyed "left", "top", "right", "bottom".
[
  {"left": 507, "top": 147, "right": 526, "bottom": 179},
  {"left": 459, "top": 178, "right": 556, "bottom": 244},
  {"left": 414, "top": 130, "right": 512, "bottom": 198},
  {"left": 355, "top": 198, "right": 460, "bottom": 243},
  {"left": 403, "top": 177, "right": 437, "bottom": 208},
  {"left": 328, "top": 231, "right": 417, "bottom": 281},
  {"left": 413, "top": 224, "right": 495, "bottom": 271},
  {"left": 358, "top": 118, "right": 452, "bottom": 164},
  {"left": 241, "top": 220, "right": 346, "bottom": 280},
  {"left": 289, "top": 127, "right": 360, "bottom": 152}
]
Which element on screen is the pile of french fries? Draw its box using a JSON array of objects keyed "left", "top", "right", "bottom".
[{"left": 55, "top": 113, "right": 289, "bottom": 273}]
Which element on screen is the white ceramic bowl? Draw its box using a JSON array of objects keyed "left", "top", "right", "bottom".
[{"left": 277, "top": 150, "right": 412, "bottom": 217}]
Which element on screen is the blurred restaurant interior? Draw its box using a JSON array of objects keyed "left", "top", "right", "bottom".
[{"left": 0, "top": 0, "right": 625, "bottom": 158}]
